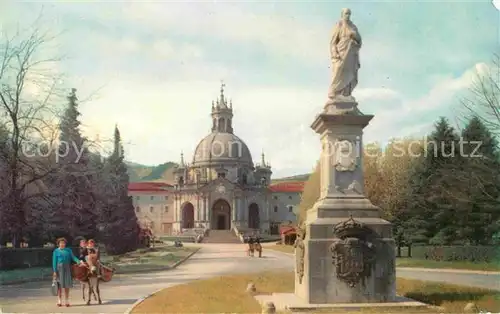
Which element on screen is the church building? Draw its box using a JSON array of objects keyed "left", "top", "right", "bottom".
[
  {"left": 171, "top": 84, "right": 273, "bottom": 234},
  {"left": 129, "top": 84, "right": 304, "bottom": 236}
]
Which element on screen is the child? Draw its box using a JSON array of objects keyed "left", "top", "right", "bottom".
[
  {"left": 86, "top": 239, "right": 101, "bottom": 278},
  {"left": 78, "top": 239, "right": 88, "bottom": 262}
]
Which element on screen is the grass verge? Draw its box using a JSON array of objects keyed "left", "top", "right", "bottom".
[
  {"left": 102, "top": 245, "right": 198, "bottom": 273},
  {"left": 132, "top": 271, "right": 500, "bottom": 313},
  {"left": 267, "top": 245, "right": 500, "bottom": 271}
]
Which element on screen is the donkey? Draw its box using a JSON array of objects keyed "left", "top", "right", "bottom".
[{"left": 82, "top": 249, "right": 102, "bottom": 305}]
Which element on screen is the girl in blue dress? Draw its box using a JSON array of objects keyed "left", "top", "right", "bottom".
[{"left": 52, "top": 237, "right": 84, "bottom": 307}]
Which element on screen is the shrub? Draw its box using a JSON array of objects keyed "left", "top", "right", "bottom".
[
  {"left": 0, "top": 247, "right": 79, "bottom": 270},
  {"left": 412, "top": 246, "right": 500, "bottom": 263}
]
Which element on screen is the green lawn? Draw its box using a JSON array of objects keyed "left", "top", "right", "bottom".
[{"left": 267, "top": 245, "right": 500, "bottom": 271}]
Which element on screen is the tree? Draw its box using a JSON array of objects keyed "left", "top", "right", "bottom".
[
  {"left": 362, "top": 139, "right": 424, "bottom": 248},
  {"left": 455, "top": 116, "right": 500, "bottom": 244},
  {"left": 51, "top": 88, "right": 98, "bottom": 241},
  {"left": 403, "top": 117, "right": 464, "bottom": 245},
  {"left": 463, "top": 54, "right": 500, "bottom": 134},
  {"left": 297, "top": 162, "right": 320, "bottom": 226},
  {"left": 0, "top": 26, "right": 65, "bottom": 246},
  {"left": 100, "top": 126, "right": 140, "bottom": 254},
  {"left": 363, "top": 143, "right": 387, "bottom": 215}
]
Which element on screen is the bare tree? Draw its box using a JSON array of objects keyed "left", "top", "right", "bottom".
[
  {"left": 459, "top": 54, "right": 500, "bottom": 206},
  {"left": 463, "top": 54, "right": 500, "bottom": 133},
  {"left": 0, "top": 22, "right": 67, "bottom": 246}
]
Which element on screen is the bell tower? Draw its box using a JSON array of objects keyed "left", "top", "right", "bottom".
[{"left": 211, "top": 82, "right": 234, "bottom": 134}]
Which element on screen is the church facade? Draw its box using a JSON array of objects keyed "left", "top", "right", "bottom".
[
  {"left": 129, "top": 84, "right": 304, "bottom": 235},
  {"left": 171, "top": 84, "right": 275, "bottom": 234}
]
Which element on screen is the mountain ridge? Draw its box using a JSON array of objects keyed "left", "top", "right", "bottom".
[{"left": 125, "top": 161, "right": 309, "bottom": 183}]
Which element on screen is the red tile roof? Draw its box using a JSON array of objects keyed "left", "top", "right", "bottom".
[
  {"left": 280, "top": 225, "right": 297, "bottom": 235},
  {"left": 269, "top": 181, "right": 305, "bottom": 193},
  {"left": 128, "top": 182, "right": 173, "bottom": 192}
]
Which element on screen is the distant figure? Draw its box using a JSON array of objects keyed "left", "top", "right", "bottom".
[
  {"left": 253, "top": 235, "right": 262, "bottom": 258},
  {"left": 52, "top": 238, "right": 84, "bottom": 307},
  {"left": 247, "top": 236, "right": 255, "bottom": 257}
]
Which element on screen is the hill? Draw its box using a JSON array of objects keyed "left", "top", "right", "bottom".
[
  {"left": 126, "top": 161, "right": 177, "bottom": 183},
  {"left": 270, "top": 173, "right": 310, "bottom": 183},
  {"left": 125, "top": 161, "right": 311, "bottom": 184}
]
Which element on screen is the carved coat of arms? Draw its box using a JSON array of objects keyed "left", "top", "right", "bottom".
[
  {"left": 216, "top": 184, "right": 226, "bottom": 194},
  {"left": 293, "top": 229, "right": 305, "bottom": 284},
  {"left": 330, "top": 217, "right": 376, "bottom": 287},
  {"left": 333, "top": 140, "right": 357, "bottom": 171}
]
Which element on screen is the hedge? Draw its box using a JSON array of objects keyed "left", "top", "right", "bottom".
[
  {"left": 0, "top": 247, "right": 79, "bottom": 270},
  {"left": 411, "top": 245, "right": 500, "bottom": 262}
]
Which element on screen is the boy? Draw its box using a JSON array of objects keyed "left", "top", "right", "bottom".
[
  {"left": 78, "top": 239, "right": 88, "bottom": 262},
  {"left": 86, "top": 239, "right": 102, "bottom": 278}
]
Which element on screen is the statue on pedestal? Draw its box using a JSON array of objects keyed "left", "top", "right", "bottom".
[{"left": 328, "top": 8, "right": 362, "bottom": 103}]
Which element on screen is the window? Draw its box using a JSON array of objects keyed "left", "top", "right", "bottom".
[
  {"left": 274, "top": 206, "right": 278, "bottom": 213},
  {"left": 150, "top": 206, "right": 154, "bottom": 213},
  {"left": 273, "top": 196, "right": 278, "bottom": 200},
  {"left": 288, "top": 205, "right": 293, "bottom": 212},
  {"left": 150, "top": 196, "right": 154, "bottom": 200},
  {"left": 164, "top": 196, "right": 168, "bottom": 201},
  {"left": 136, "top": 196, "right": 140, "bottom": 200},
  {"left": 164, "top": 206, "right": 169, "bottom": 212},
  {"left": 288, "top": 195, "right": 292, "bottom": 200},
  {"left": 136, "top": 206, "right": 140, "bottom": 212}
]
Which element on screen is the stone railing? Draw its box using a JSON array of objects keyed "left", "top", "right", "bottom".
[{"left": 232, "top": 226, "right": 246, "bottom": 243}]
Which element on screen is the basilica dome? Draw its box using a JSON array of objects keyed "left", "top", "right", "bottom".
[{"left": 192, "top": 132, "right": 253, "bottom": 167}]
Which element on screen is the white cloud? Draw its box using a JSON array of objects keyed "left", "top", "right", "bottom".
[
  {"left": 116, "top": 2, "right": 331, "bottom": 62},
  {"left": 493, "top": 0, "right": 500, "bottom": 10},
  {"left": 364, "top": 63, "right": 486, "bottom": 143}
]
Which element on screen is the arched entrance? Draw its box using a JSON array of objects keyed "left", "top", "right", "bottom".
[
  {"left": 248, "top": 203, "right": 260, "bottom": 230},
  {"left": 181, "top": 202, "right": 194, "bottom": 229},
  {"left": 211, "top": 199, "right": 231, "bottom": 230}
]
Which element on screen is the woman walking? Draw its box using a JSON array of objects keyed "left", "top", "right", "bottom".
[{"left": 52, "top": 237, "right": 83, "bottom": 307}]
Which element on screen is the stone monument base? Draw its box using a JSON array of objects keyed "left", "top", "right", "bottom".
[
  {"left": 254, "top": 293, "right": 436, "bottom": 313},
  {"left": 324, "top": 96, "right": 363, "bottom": 115}
]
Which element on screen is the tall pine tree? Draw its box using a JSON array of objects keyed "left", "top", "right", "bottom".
[
  {"left": 54, "top": 88, "right": 98, "bottom": 242},
  {"left": 404, "top": 117, "right": 464, "bottom": 245},
  {"left": 457, "top": 116, "right": 500, "bottom": 244},
  {"left": 100, "top": 125, "right": 140, "bottom": 254}
]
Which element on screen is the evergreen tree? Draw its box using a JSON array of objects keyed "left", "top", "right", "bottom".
[
  {"left": 100, "top": 126, "right": 140, "bottom": 254},
  {"left": 457, "top": 116, "right": 500, "bottom": 244},
  {"left": 54, "top": 88, "right": 98, "bottom": 241},
  {"left": 404, "top": 117, "right": 464, "bottom": 245}
]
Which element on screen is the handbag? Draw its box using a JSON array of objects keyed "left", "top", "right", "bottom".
[{"left": 51, "top": 279, "right": 59, "bottom": 296}]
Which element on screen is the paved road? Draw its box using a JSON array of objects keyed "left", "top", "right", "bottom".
[
  {"left": 0, "top": 244, "right": 293, "bottom": 313},
  {"left": 0, "top": 243, "right": 498, "bottom": 313}
]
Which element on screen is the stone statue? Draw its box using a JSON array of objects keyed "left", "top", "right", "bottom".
[{"left": 328, "top": 8, "right": 362, "bottom": 102}]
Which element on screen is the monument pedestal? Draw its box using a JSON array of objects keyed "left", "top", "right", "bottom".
[
  {"left": 255, "top": 101, "right": 432, "bottom": 312},
  {"left": 294, "top": 103, "right": 396, "bottom": 304}
]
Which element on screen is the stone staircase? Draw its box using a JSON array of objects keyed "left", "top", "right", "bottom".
[{"left": 202, "top": 230, "right": 242, "bottom": 243}]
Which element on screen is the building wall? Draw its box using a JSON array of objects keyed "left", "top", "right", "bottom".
[
  {"left": 129, "top": 191, "right": 174, "bottom": 235},
  {"left": 269, "top": 191, "right": 301, "bottom": 223}
]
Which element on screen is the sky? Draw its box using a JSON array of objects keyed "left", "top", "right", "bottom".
[{"left": 1, "top": 1, "right": 499, "bottom": 178}]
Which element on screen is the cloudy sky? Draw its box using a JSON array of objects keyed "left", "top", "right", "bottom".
[{"left": 2, "top": 1, "right": 499, "bottom": 178}]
